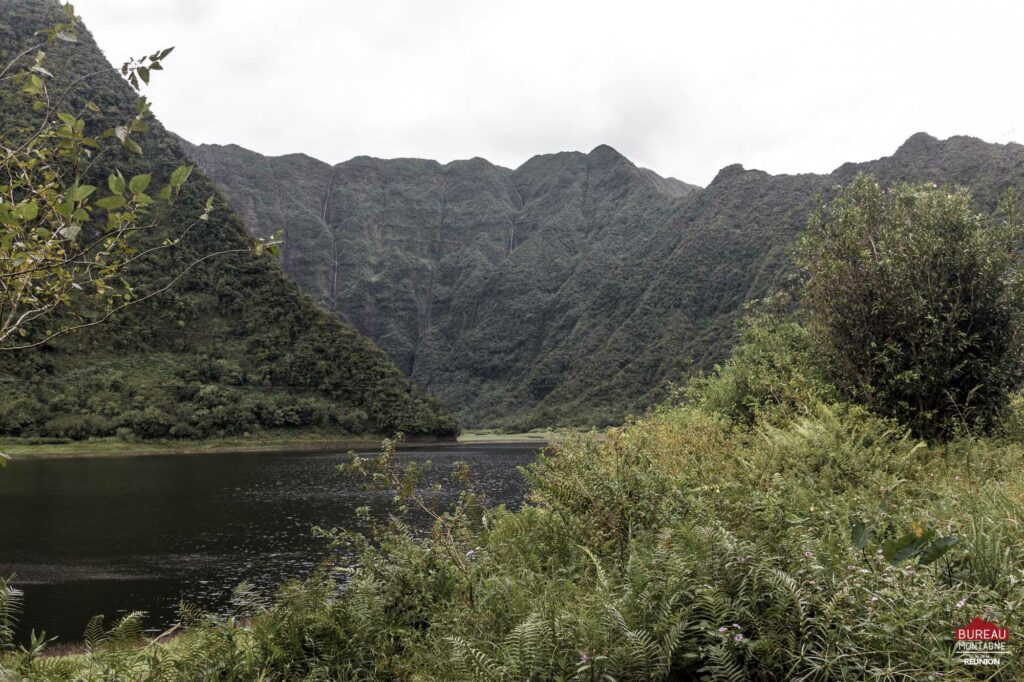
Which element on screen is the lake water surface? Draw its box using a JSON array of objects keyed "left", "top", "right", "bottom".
[{"left": 0, "top": 442, "right": 540, "bottom": 642}]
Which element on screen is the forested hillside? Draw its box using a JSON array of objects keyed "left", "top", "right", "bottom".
[
  {"left": 0, "top": 0, "right": 458, "bottom": 441},
  {"left": 187, "top": 132, "right": 1024, "bottom": 428}
]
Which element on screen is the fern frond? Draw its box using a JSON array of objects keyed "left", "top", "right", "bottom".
[
  {"left": 83, "top": 614, "right": 105, "bottom": 653},
  {"left": 449, "top": 635, "right": 507, "bottom": 681}
]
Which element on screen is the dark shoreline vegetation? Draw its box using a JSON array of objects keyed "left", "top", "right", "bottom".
[
  {"left": 0, "top": 428, "right": 557, "bottom": 458},
  {"left": 0, "top": 431, "right": 443, "bottom": 459},
  {"left": 0, "top": 429, "right": 553, "bottom": 460}
]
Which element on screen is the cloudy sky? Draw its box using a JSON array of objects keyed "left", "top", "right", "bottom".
[{"left": 75, "top": 0, "right": 1023, "bottom": 186}]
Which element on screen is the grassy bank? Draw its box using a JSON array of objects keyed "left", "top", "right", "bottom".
[
  {"left": 457, "top": 428, "right": 575, "bottom": 444},
  {"left": 0, "top": 428, "right": 563, "bottom": 459}
]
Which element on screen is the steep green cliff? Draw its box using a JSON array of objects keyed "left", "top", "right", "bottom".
[
  {"left": 182, "top": 141, "right": 700, "bottom": 426},
  {"left": 0, "top": 0, "right": 458, "bottom": 441}
]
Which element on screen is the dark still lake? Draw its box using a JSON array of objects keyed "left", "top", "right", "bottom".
[{"left": 0, "top": 442, "right": 540, "bottom": 643}]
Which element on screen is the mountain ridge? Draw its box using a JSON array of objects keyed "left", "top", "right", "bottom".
[{"left": 183, "top": 126, "right": 1024, "bottom": 428}]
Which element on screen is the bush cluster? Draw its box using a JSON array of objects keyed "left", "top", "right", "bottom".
[
  {"left": 798, "top": 175, "right": 1024, "bottom": 438},
  {"left": 0, "top": 357, "right": 372, "bottom": 440}
]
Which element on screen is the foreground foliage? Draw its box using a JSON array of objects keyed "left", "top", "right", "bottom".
[
  {"left": 6, "top": 362, "right": 1023, "bottom": 678},
  {"left": 0, "top": 4, "right": 245, "bottom": 350}
]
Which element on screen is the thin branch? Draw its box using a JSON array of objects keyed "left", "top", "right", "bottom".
[{"left": 0, "top": 247, "right": 251, "bottom": 351}]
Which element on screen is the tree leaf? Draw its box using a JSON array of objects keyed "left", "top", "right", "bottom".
[
  {"left": 71, "top": 184, "right": 96, "bottom": 202},
  {"left": 58, "top": 225, "right": 81, "bottom": 240},
  {"left": 122, "top": 137, "right": 142, "bottom": 155},
  {"left": 108, "top": 172, "right": 125, "bottom": 195},
  {"left": 95, "top": 195, "right": 126, "bottom": 210},
  {"left": 169, "top": 165, "right": 192, "bottom": 189},
  {"left": 15, "top": 201, "right": 39, "bottom": 221},
  {"left": 128, "top": 173, "right": 151, "bottom": 194}
]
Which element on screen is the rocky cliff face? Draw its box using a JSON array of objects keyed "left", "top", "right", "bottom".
[
  {"left": 184, "top": 132, "right": 1024, "bottom": 428},
  {"left": 182, "top": 140, "right": 695, "bottom": 426}
]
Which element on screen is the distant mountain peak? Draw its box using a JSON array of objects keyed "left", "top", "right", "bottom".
[
  {"left": 896, "top": 131, "right": 939, "bottom": 155},
  {"left": 183, "top": 129, "right": 1024, "bottom": 429},
  {"left": 588, "top": 143, "right": 629, "bottom": 161},
  {"left": 710, "top": 163, "right": 748, "bottom": 185}
]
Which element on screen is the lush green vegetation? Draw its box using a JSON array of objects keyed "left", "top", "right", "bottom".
[
  {"left": 2, "top": 3, "right": 1022, "bottom": 679},
  {"left": 799, "top": 176, "right": 1024, "bottom": 439},
  {"left": 6, "top": 335, "right": 1022, "bottom": 679},
  {"left": 0, "top": 1, "right": 457, "bottom": 441},
  {"left": 5, "top": 179, "right": 1023, "bottom": 680}
]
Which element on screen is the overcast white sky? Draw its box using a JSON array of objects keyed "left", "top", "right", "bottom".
[{"left": 75, "top": 0, "right": 1023, "bottom": 186}]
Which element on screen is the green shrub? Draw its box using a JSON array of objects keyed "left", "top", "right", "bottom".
[
  {"left": 687, "top": 295, "right": 835, "bottom": 426},
  {"left": 40, "top": 414, "right": 114, "bottom": 439},
  {"left": 798, "top": 174, "right": 1024, "bottom": 439},
  {"left": 0, "top": 397, "right": 47, "bottom": 435},
  {"left": 118, "top": 407, "right": 178, "bottom": 439}
]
